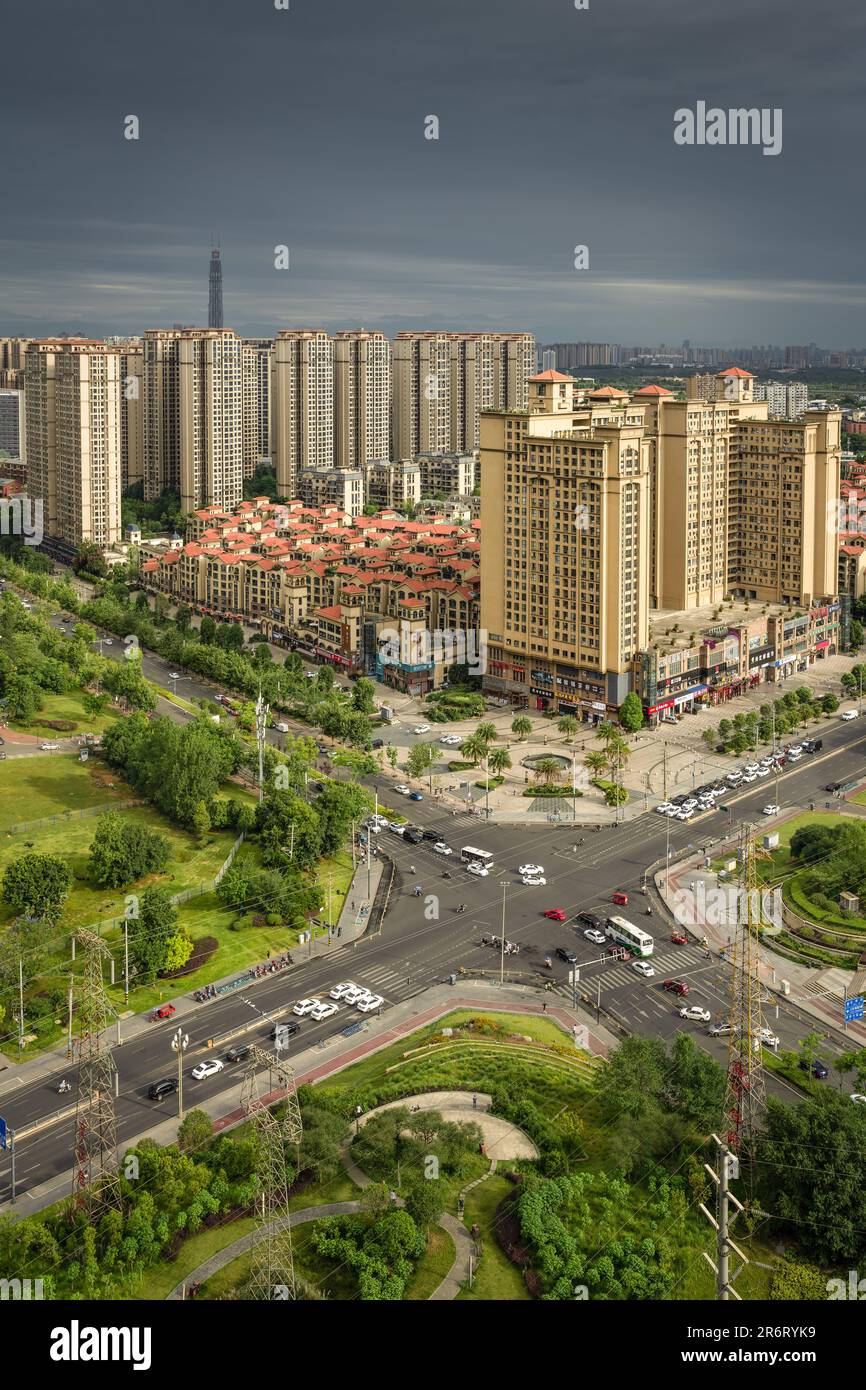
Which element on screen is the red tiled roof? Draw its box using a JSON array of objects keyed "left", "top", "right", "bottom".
[
  {"left": 633, "top": 384, "right": 673, "bottom": 396},
  {"left": 716, "top": 367, "right": 753, "bottom": 378}
]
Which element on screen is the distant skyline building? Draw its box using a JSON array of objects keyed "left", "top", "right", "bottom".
[
  {"left": 208, "top": 248, "right": 223, "bottom": 330},
  {"left": 272, "top": 329, "right": 334, "bottom": 497}
]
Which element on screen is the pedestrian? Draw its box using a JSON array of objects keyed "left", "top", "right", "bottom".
[
  {"left": 542, "top": 1001, "right": 547, "bottom": 1013},
  {"left": 472, "top": 1093, "right": 477, "bottom": 1110},
  {"left": 351, "top": 899, "right": 355, "bottom": 911}
]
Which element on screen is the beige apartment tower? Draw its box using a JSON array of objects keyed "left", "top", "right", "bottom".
[
  {"left": 119, "top": 344, "right": 144, "bottom": 490},
  {"left": 392, "top": 331, "right": 535, "bottom": 459},
  {"left": 242, "top": 338, "right": 272, "bottom": 479},
  {"left": 333, "top": 330, "right": 390, "bottom": 471},
  {"left": 272, "top": 330, "right": 334, "bottom": 497},
  {"left": 480, "top": 372, "right": 650, "bottom": 714},
  {"left": 25, "top": 339, "right": 123, "bottom": 548}
]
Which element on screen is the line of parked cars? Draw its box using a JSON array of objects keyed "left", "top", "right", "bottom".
[{"left": 655, "top": 739, "right": 823, "bottom": 820}]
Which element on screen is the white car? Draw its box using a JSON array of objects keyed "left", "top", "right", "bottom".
[
  {"left": 191, "top": 1058, "right": 225, "bottom": 1080},
  {"left": 40, "top": 742, "right": 60, "bottom": 751},
  {"left": 787, "top": 745, "right": 803, "bottom": 755},
  {"left": 466, "top": 862, "right": 489, "bottom": 877},
  {"left": 757, "top": 766, "right": 771, "bottom": 778},
  {"left": 433, "top": 842, "right": 453, "bottom": 856},
  {"left": 708, "top": 1022, "right": 734, "bottom": 1037},
  {"left": 655, "top": 803, "right": 674, "bottom": 814},
  {"left": 329, "top": 981, "right": 355, "bottom": 1000},
  {"left": 850, "top": 1094, "right": 866, "bottom": 1104},
  {"left": 584, "top": 928, "right": 606, "bottom": 945},
  {"left": 679, "top": 1006, "right": 712, "bottom": 1023},
  {"left": 292, "top": 998, "right": 320, "bottom": 1016},
  {"left": 103, "top": 638, "right": 113, "bottom": 646},
  {"left": 762, "top": 804, "right": 780, "bottom": 816},
  {"left": 356, "top": 993, "right": 384, "bottom": 1013},
  {"left": 521, "top": 875, "right": 546, "bottom": 887},
  {"left": 744, "top": 763, "right": 760, "bottom": 774},
  {"left": 414, "top": 724, "right": 431, "bottom": 735},
  {"left": 393, "top": 785, "right": 412, "bottom": 796},
  {"left": 169, "top": 672, "right": 182, "bottom": 681},
  {"left": 341, "top": 984, "right": 368, "bottom": 1005},
  {"left": 761, "top": 1033, "right": 780, "bottom": 1048},
  {"left": 519, "top": 864, "right": 544, "bottom": 876},
  {"left": 310, "top": 1000, "right": 338, "bottom": 1021},
  {"left": 632, "top": 960, "right": 655, "bottom": 978},
  {"left": 389, "top": 822, "right": 406, "bottom": 836},
  {"left": 842, "top": 710, "right": 858, "bottom": 721},
  {"left": 439, "top": 734, "right": 462, "bottom": 746},
  {"left": 741, "top": 772, "right": 758, "bottom": 783},
  {"left": 676, "top": 809, "right": 694, "bottom": 821}
]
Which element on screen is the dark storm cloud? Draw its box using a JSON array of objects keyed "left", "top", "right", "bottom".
[{"left": 3, "top": 0, "right": 865, "bottom": 343}]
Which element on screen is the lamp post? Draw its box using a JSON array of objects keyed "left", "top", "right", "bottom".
[
  {"left": 171, "top": 1026, "right": 190, "bottom": 1121},
  {"left": 500, "top": 880, "right": 510, "bottom": 986}
]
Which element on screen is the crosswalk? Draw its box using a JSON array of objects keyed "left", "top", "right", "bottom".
[
  {"left": 351, "top": 961, "right": 410, "bottom": 999},
  {"left": 574, "top": 943, "right": 710, "bottom": 991}
]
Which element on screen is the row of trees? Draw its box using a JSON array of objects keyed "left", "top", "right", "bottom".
[{"left": 704, "top": 689, "right": 839, "bottom": 756}]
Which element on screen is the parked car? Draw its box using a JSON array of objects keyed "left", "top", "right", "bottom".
[
  {"left": 679, "top": 1005, "right": 711, "bottom": 1022},
  {"left": 544, "top": 909, "right": 567, "bottom": 922},
  {"left": 842, "top": 710, "right": 858, "bottom": 721},
  {"left": 663, "top": 979, "right": 690, "bottom": 996},
  {"left": 578, "top": 912, "right": 603, "bottom": 930},
  {"left": 583, "top": 928, "right": 606, "bottom": 945},
  {"left": 192, "top": 1058, "right": 225, "bottom": 1081},
  {"left": 151, "top": 1004, "right": 176, "bottom": 1021},
  {"left": 147, "top": 1078, "right": 178, "bottom": 1101}
]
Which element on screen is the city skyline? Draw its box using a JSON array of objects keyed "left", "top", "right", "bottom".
[{"left": 4, "top": 0, "right": 866, "bottom": 344}]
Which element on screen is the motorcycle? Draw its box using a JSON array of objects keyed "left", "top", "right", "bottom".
[
  {"left": 443, "top": 871, "right": 452, "bottom": 879},
  {"left": 456, "top": 903, "right": 467, "bottom": 913},
  {"left": 412, "top": 885, "right": 422, "bottom": 897},
  {"left": 57, "top": 1080, "right": 71, "bottom": 1094},
  {"left": 543, "top": 956, "right": 552, "bottom": 968},
  {"left": 645, "top": 906, "right": 652, "bottom": 916}
]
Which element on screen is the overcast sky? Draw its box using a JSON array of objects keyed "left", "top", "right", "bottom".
[{"left": 3, "top": 0, "right": 864, "bottom": 345}]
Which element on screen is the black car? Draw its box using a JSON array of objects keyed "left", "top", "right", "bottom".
[
  {"left": 802, "top": 739, "right": 822, "bottom": 753},
  {"left": 371, "top": 738, "right": 384, "bottom": 749},
  {"left": 825, "top": 781, "right": 842, "bottom": 793},
  {"left": 403, "top": 827, "right": 424, "bottom": 845},
  {"left": 270, "top": 1021, "right": 301, "bottom": 1040},
  {"left": 799, "top": 1058, "right": 828, "bottom": 1080},
  {"left": 147, "top": 1077, "right": 178, "bottom": 1102},
  {"left": 578, "top": 912, "right": 604, "bottom": 930},
  {"left": 422, "top": 828, "right": 441, "bottom": 842},
  {"left": 225, "top": 1044, "right": 251, "bottom": 1064},
  {"left": 556, "top": 946, "right": 578, "bottom": 964}
]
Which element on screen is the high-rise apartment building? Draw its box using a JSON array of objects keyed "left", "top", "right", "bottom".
[
  {"left": 0, "top": 388, "right": 25, "bottom": 461},
  {"left": 298, "top": 467, "right": 363, "bottom": 516},
  {"left": 0, "top": 338, "right": 31, "bottom": 389},
  {"left": 271, "top": 329, "right": 334, "bottom": 497},
  {"left": 208, "top": 249, "right": 223, "bottom": 329},
  {"left": 728, "top": 410, "right": 841, "bottom": 605},
  {"left": 242, "top": 338, "right": 272, "bottom": 479},
  {"left": 363, "top": 458, "right": 421, "bottom": 511},
  {"left": 392, "top": 331, "right": 535, "bottom": 459},
  {"left": 143, "top": 328, "right": 243, "bottom": 512},
  {"left": 25, "top": 339, "right": 123, "bottom": 548},
  {"left": 752, "top": 380, "right": 809, "bottom": 418},
  {"left": 118, "top": 343, "right": 144, "bottom": 490},
  {"left": 333, "top": 330, "right": 390, "bottom": 471},
  {"left": 416, "top": 451, "right": 477, "bottom": 497},
  {"left": 480, "top": 372, "right": 650, "bottom": 713}
]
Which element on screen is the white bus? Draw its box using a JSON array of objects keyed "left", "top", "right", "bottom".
[
  {"left": 461, "top": 846, "right": 494, "bottom": 868},
  {"left": 606, "top": 916, "right": 654, "bottom": 957}
]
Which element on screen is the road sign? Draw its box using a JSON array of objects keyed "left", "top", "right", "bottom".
[
  {"left": 0, "top": 1117, "right": 6, "bottom": 1152},
  {"left": 844, "top": 996, "right": 865, "bottom": 1023}
]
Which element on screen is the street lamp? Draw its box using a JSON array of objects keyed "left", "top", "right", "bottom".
[
  {"left": 171, "top": 1026, "right": 190, "bottom": 1121},
  {"left": 500, "top": 881, "right": 511, "bottom": 986}
]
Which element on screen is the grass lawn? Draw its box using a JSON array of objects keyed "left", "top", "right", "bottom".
[
  {"left": 405, "top": 1225, "right": 456, "bottom": 1299},
  {"left": 456, "top": 1175, "right": 530, "bottom": 1301},
  {"left": 314, "top": 848, "right": 355, "bottom": 928},
  {"left": 7, "top": 690, "right": 124, "bottom": 737},
  {"left": 130, "top": 1216, "right": 255, "bottom": 1301},
  {"left": 0, "top": 755, "right": 131, "bottom": 832}
]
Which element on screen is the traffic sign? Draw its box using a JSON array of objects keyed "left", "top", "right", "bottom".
[{"left": 844, "top": 995, "right": 865, "bottom": 1023}]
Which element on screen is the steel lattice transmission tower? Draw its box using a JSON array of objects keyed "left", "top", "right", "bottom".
[
  {"left": 241, "top": 1045, "right": 303, "bottom": 1300},
  {"left": 724, "top": 826, "right": 768, "bottom": 1155},
  {"left": 255, "top": 689, "right": 269, "bottom": 804},
  {"left": 70, "top": 930, "right": 121, "bottom": 1218},
  {"left": 208, "top": 246, "right": 223, "bottom": 329}
]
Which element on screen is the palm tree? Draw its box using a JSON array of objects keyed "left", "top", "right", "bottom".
[
  {"left": 533, "top": 757, "right": 562, "bottom": 785},
  {"left": 476, "top": 721, "right": 497, "bottom": 746},
  {"left": 595, "top": 720, "right": 619, "bottom": 749},
  {"left": 557, "top": 715, "right": 578, "bottom": 743},
  {"left": 460, "top": 732, "right": 488, "bottom": 766},
  {"left": 511, "top": 715, "right": 533, "bottom": 741},
  {"left": 584, "top": 750, "right": 608, "bottom": 779},
  {"left": 488, "top": 747, "right": 512, "bottom": 776}
]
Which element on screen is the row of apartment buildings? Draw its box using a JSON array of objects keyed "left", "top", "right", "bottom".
[
  {"left": 10, "top": 328, "right": 531, "bottom": 552},
  {"left": 138, "top": 497, "right": 480, "bottom": 695},
  {"left": 479, "top": 369, "right": 844, "bottom": 719}
]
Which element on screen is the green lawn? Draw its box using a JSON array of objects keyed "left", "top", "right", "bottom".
[
  {"left": 405, "top": 1226, "right": 456, "bottom": 1299},
  {"left": 456, "top": 1175, "right": 531, "bottom": 1301},
  {"left": 8, "top": 690, "right": 123, "bottom": 737},
  {"left": 0, "top": 755, "right": 130, "bottom": 832}
]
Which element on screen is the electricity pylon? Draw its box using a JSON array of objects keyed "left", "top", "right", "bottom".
[
  {"left": 724, "top": 827, "right": 769, "bottom": 1155},
  {"left": 70, "top": 930, "right": 121, "bottom": 1218},
  {"left": 241, "top": 1045, "right": 303, "bottom": 1300}
]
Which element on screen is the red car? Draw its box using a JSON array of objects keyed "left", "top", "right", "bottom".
[
  {"left": 151, "top": 1004, "right": 176, "bottom": 1021},
  {"left": 670, "top": 933, "right": 689, "bottom": 946},
  {"left": 663, "top": 979, "right": 690, "bottom": 997},
  {"left": 544, "top": 909, "right": 567, "bottom": 922},
  {"left": 612, "top": 890, "right": 629, "bottom": 906},
  {"left": 608, "top": 945, "right": 632, "bottom": 961}
]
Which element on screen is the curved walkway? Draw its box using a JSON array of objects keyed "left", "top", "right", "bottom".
[{"left": 168, "top": 1091, "right": 538, "bottom": 1301}]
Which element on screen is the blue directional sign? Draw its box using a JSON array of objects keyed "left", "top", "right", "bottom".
[
  {"left": 844, "top": 995, "right": 865, "bottom": 1023},
  {"left": 0, "top": 1116, "right": 6, "bottom": 1152}
]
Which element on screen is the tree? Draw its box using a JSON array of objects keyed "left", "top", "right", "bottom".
[
  {"left": 511, "top": 716, "right": 532, "bottom": 741},
  {"left": 129, "top": 886, "right": 178, "bottom": 981},
  {"left": 702, "top": 728, "right": 716, "bottom": 751},
  {"left": 584, "top": 749, "right": 608, "bottom": 778},
  {"left": 199, "top": 616, "right": 216, "bottom": 645},
  {"left": 352, "top": 677, "right": 376, "bottom": 714},
  {"left": 533, "top": 757, "right": 562, "bottom": 784},
  {"left": 850, "top": 619, "right": 864, "bottom": 651},
  {"left": 174, "top": 604, "right": 192, "bottom": 634},
  {"left": 192, "top": 801, "right": 211, "bottom": 839},
  {"left": 557, "top": 715, "right": 578, "bottom": 742},
  {"left": 475, "top": 721, "right": 497, "bottom": 746},
  {"left": 618, "top": 692, "right": 644, "bottom": 733},
  {"left": 177, "top": 1109, "right": 213, "bottom": 1156},
  {"left": 406, "top": 742, "right": 435, "bottom": 779},
  {"left": 316, "top": 665, "right": 334, "bottom": 693},
  {"left": 89, "top": 812, "right": 170, "bottom": 888},
  {"left": 821, "top": 692, "right": 838, "bottom": 714},
  {"left": 163, "top": 924, "right": 194, "bottom": 973},
  {"left": 404, "top": 1178, "right": 446, "bottom": 1231},
  {"left": 488, "top": 747, "right": 512, "bottom": 776},
  {"left": 387, "top": 745, "right": 398, "bottom": 770},
  {"left": 4, "top": 673, "right": 41, "bottom": 722},
  {"left": 460, "top": 732, "right": 487, "bottom": 766},
  {"left": 315, "top": 781, "right": 369, "bottom": 856},
  {"left": 2, "top": 853, "right": 71, "bottom": 921}
]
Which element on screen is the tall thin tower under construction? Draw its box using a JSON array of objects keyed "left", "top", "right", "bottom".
[{"left": 208, "top": 247, "right": 223, "bottom": 329}]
